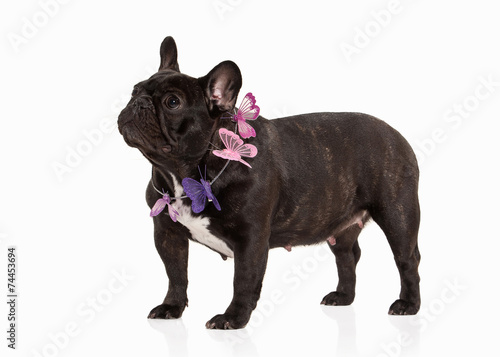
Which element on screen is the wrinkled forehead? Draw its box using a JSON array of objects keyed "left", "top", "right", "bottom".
[{"left": 136, "top": 71, "right": 203, "bottom": 99}]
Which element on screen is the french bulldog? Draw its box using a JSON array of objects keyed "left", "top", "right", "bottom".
[{"left": 117, "top": 36, "right": 421, "bottom": 330}]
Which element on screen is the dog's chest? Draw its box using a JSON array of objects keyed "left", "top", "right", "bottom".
[{"left": 169, "top": 174, "right": 234, "bottom": 258}]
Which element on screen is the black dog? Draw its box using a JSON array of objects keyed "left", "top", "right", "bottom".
[{"left": 118, "top": 36, "right": 421, "bottom": 330}]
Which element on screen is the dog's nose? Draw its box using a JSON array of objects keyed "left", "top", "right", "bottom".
[{"left": 132, "top": 96, "right": 154, "bottom": 112}]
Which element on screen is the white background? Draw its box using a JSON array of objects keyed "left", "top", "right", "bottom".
[{"left": 1, "top": 0, "right": 499, "bottom": 356}]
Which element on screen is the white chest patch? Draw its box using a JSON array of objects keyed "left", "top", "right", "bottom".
[{"left": 169, "top": 174, "right": 234, "bottom": 259}]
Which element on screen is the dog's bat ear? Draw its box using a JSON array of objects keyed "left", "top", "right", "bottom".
[
  {"left": 199, "top": 61, "right": 242, "bottom": 117},
  {"left": 159, "top": 36, "right": 180, "bottom": 72}
]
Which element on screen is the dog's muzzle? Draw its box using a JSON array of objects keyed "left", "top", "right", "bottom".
[{"left": 132, "top": 96, "right": 155, "bottom": 115}]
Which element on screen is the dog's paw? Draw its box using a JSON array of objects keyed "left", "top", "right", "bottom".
[
  {"left": 205, "top": 313, "right": 248, "bottom": 330},
  {"left": 321, "top": 292, "right": 355, "bottom": 306},
  {"left": 388, "top": 299, "right": 420, "bottom": 315},
  {"left": 148, "top": 303, "right": 185, "bottom": 319}
]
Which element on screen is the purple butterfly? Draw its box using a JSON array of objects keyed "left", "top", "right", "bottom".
[
  {"left": 150, "top": 193, "right": 180, "bottom": 222},
  {"left": 182, "top": 167, "right": 221, "bottom": 213}
]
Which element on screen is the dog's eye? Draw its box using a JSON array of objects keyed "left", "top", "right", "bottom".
[
  {"left": 131, "top": 87, "right": 139, "bottom": 96},
  {"left": 166, "top": 95, "right": 181, "bottom": 109}
]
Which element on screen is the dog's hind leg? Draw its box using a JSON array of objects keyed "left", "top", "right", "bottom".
[
  {"left": 321, "top": 225, "right": 362, "bottom": 306},
  {"left": 371, "top": 186, "right": 421, "bottom": 315}
]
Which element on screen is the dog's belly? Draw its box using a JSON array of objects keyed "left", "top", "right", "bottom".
[
  {"left": 270, "top": 209, "right": 369, "bottom": 249},
  {"left": 169, "top": 174, "right": 234, "bottom": 258}
]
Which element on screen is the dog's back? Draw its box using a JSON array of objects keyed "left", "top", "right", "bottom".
[{"left": 253, "top": 112, "right": 418, "bottom": 248}]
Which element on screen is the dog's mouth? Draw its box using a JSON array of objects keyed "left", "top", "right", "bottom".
[
  {"left": 118, "top": 105, "right": 173, "bottom": 157},
  {"left": 118, "top": 120, "right": 147, "bottom": 147}
]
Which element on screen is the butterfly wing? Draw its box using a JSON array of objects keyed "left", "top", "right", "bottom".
[
  {"left": 238, "top": 93, "right": 259, "bottom": 119},
  {"left": 210, "top": 194, "right": 221, "bottom": 211},
  {"left": 232, "top": 93, "right": 259, "bottom": 138},
  {"left": 236, "top": 142, "right": 258, "bottom": 158},
  {"left": 202, "top": 179, "right": 221, "bottom": 211},
  {"left": 213, "top": 128, "right": 243, "bottom": 161},
  {"left": 167, "top": 203, "right": 180, "bottom": 222},
  {"left": 233, "top": 142, "right": 258, "bottom": 167},
  {"left": 220, "top": 128, "right": 242, "bottom": 151},
  {"left": 232, "top": 140, "right": 257, "bottom": 167},
  {"left": 182, "top": 178, "right": 207, "bottom": 213},
  {"left": 237, "top": 120, "right": 256, "bottom": 139},
  {"left": 150, "top": 195, "right": 169, "bottom": 217},
  {"left": 239, "top": 105, "right": 260, "bottom": 122},
  {"left": 219, "top": 128, "right": 258, "bottom": 159},
  {"left": 213, "top": 148, "right": 240, "bottom": 162},
  {"left": 213, "top": 128, "right": 257, "bottom": 167}
]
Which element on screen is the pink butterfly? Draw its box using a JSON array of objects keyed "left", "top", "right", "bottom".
[
  {"left": 150, "top": 193, "right": 180, "bottom": 222},
  {"left": 231, "top": 93, "right": 260, "bottom": 139},
  {"left": 213, "top": 128, "right": 258, "bottom": 168}
]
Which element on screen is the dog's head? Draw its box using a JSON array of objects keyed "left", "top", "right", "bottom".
[{"left": 118, "top": 36, "right": 242, "bottom": 166}]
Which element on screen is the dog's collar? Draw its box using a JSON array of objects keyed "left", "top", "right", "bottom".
[
  {"left": 151, "top": 159, "right": 231, "bottom": 200},
  {"left": 150, "top": 93, "right": 259, "bottom": 220},
  {"left": 151, "top": 159, "right": 230, "bottom": 198}
]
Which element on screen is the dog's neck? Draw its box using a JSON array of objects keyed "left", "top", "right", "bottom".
[
  {"left": 151, "top": 157, "right": 204, "bottom": 195},
  {"left": 149, "top": 110, "right": 250, "bottom": 198},
  {"left": 150, "top": 125, "right": 223, "bottom": 195}
]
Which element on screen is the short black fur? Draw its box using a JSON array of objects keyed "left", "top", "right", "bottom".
[{"left": 118, "top": 36, "right": 421, "bottom": 329}]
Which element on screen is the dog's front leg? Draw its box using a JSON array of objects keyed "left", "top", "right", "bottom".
[
  {"left": 206, "top": 240, "right": 269, "bottom": 330},
  {"left": 148, "top": 220, "right": 189, "bottom": 319}
]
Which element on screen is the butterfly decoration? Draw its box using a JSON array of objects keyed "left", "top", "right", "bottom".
[
  {"left": 229, "top": 92, "right": 260, "bottom": 139},
  {"left": 182, "top": 167, "right": 221, "bottom": 214},
  {"left": 213, "top": 128, "right": 258, "bottom": 168},
  {"left": 150, "top": 92, "right": 260, "bottom": 216},
  {"left": 150, "top": 192, "right": 180, "bottom": 222}
]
